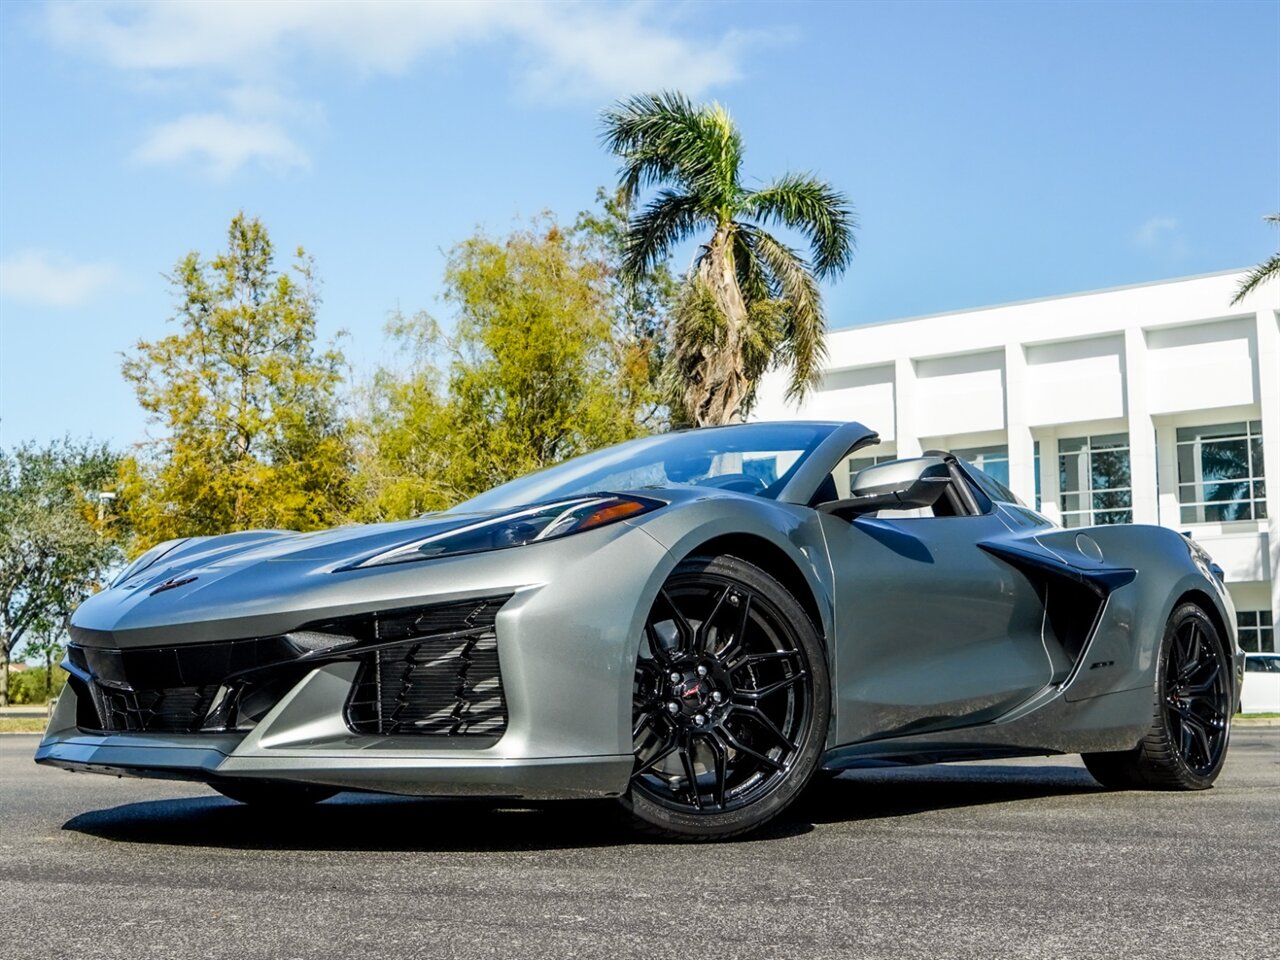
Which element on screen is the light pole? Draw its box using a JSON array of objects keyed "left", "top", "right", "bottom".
[{"left": 96, "top": 491, "right": 117, "bottom": 526}]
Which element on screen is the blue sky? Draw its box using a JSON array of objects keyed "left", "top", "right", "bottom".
[{"left": 1, "top": 0, "right": 1277, "bottom": 449}]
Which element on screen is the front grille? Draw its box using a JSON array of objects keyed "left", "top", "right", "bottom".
[
  {"left": 65, "top": 595, "right": 512, "bottom": 739},
  {"left": 66, "top": 635, "right": 302, "bottom": 734},
  {"left": 91, "top": 683, "right": 220, "bottom": 733},
  {"left": 344, "top": 597, "right": 509, "bottom": 740}
]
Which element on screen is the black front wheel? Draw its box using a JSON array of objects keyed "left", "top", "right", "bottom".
[
  {"left": 619, "top": 554, "right": 830, "bottom": 840},
  {"left": 1082, "top": 602, "right": 1232, "bottom": 790}
]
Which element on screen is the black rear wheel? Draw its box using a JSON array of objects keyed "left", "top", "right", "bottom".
[
  {"left": 619, "top": 555, "right": 829, "bottom": 840},
  {"left": 1082, "top": 602, "right": 1232, "bottom": 790}
]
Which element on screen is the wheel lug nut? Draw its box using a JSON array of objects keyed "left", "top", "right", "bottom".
[
  {"left": 667, "top": 702, "right": 679, "bottom": 715},
  {"left": 728, "top": 593, "right": 740, "bottom": 607},
  {"left": 669, "top": 671, "right": 681, "bottom": 683},
  {"left": 694, "top": 714, "right": 705, "bottom": 726},
  {"left": 711, "top": 691, "right": 723, "bottom": 703},
  {"left": 696, "top": 665, "right": 708, "bottom": 677}
]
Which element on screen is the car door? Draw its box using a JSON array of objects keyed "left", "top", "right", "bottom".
[{"left": 819, "top": 469, "right": 1054, "bottom": 745}]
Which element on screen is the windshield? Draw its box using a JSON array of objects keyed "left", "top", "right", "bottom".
[{"left": 452, "top": 423, "right": 838, "bottom": 513}]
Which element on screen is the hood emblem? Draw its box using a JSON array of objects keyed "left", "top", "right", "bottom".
[{"left": 151, "top": 575, "right": 198, "bottom": 596}]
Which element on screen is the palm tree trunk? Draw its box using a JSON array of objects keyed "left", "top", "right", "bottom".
[{"left": 688, "top": 228, "right": 750, "bottom": 426}]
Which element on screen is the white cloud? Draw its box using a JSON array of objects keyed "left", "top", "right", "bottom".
[
  {"left": 509, "top": 8, "right": 749, "bottom": 100},
  {"left": 134, "top": 112, "right": 310, "bottom": 178},
  {"left": 1133, "top": 216, "right": 1188, "bottom": 259},
  {"left": 43, "top": 0, "right": 750, "bottom": 99},
  {"left": 1134, "top": 216, "right": 1179, "bottom": 247},
  {"left": 39, "top": 1, "right": 760, "bottom": 178},
  {"left": 0, "top": 251, "right": 119, "bottom": 308}
]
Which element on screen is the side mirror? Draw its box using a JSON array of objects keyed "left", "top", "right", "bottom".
[{"left": 817, "top": 458, "right": 952, "bottom": 519}]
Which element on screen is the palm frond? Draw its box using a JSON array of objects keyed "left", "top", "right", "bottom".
[
  {"left": 1231, "top": 214, "right": 1280, "bottom": 305},
  {"left": 701, "top": 102, "right": 744, "bottom": 211},
  {"left": 731, "top": 227, "right": 771, "bottom": 306},
  {"left": 743, "top": 173, "right": 856, "bottom": 280},
  {"left": 661, "top": 278, "right": 724, "bottom": 425},
  {"left": 601, "top": 91, "right": 742, "bottom": 211},
  {"left": 621, "top": 190, "right": 710, "bottom": 284},
  {"left": 740, "top": 225, "right": 828, "bottom": 402},
  {"left": 1232, "top": 252, "right": 1280, "bottom": 304}
]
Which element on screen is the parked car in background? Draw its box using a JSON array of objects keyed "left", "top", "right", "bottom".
[{"left": 1240, "top": 654, "right": 1280, "bottom": 714}]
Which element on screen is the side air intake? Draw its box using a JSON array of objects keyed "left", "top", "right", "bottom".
[{"left": 343, "top": 596, "right": 510, "bottom": 741}]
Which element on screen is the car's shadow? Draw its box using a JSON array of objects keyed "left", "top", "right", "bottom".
[
  {"left": 62, "top": 763, "right": 1104, "bottom": 851},
  {"left": 794, "top": 763, "right": 1104, "bottom": 826}
]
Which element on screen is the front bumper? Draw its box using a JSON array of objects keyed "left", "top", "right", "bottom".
[
  {"left": 36, "top": 714, "right": 631, "bottom": 801},
  {"left": 35, "top": 678, "right": 632, "bottom": 799},
  {"left": 37, "top": 523, "right": 675, "bottom": 800}
]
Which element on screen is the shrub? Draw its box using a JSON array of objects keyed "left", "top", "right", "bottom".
[{"left": 6, "top": 666, "right": 68, "bottom": 705}]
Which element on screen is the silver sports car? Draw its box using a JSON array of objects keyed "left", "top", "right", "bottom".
[{"left": 37, "top": 421, "right": 1243, "bottom": 839}]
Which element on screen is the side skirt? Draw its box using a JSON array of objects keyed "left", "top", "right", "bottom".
[{"left": 819, "top": 684, "right": 1151, "bottom": 772}]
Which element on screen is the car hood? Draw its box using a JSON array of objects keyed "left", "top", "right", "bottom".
[
  {"left": 70, "top": 510, "right": 523, "bottom": 642},
  {"left": 67, "top": 486, "right": 765, "bottom": 646},
  {"left": 121, "top": 513, "right": 495, "bottom": 586}
]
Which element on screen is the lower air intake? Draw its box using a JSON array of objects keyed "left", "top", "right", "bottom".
[
  {"left": 91, "top": 683, "right": 220, "bottom": 733},
  {"left": 344, "top": 596, "right": 509, "bottom": 740}
]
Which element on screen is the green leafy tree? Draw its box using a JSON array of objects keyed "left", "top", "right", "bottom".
[
  {"left": 351, "top": 212, "right": 659, "bottom": 520},
  {"left": 18, "top": 625, "right": 68, "bottom": 701},
  {"left": 574, "top": 187, "right": 678, "bottom": 430},
  {"left": 1232, "top": 214, "right": 1280, "bottom": 305},
  {"left": 349, "top": 313, "right": 458, "bottom": 520},
  {"left": 0, "top": 439, "right": 120, "bottom": 705},
  {"left": 602, "top": 91, "right": 857, "bottom": 426},
  {"left": 120, "top": 214, "right": 353, "bottom": 548}
]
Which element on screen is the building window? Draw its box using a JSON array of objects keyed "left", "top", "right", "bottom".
[
  {"left": 1059, "top": 433, "right": 1132, "bottom": 527},
  {"left": 1237, "top": 610, "right": 1275, "bottom": 653},
  {"left": 954, "top": 445, "right": 1009, "bottom": 488},
  {"left": 1176, "top": 421, "right": 1267, "bottom": 524}
]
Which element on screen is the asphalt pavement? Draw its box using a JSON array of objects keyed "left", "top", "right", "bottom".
[{"left": 3, "top": 730, "right": 1277, "bottom": 959}]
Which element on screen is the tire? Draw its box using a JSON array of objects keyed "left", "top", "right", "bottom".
[
  {"left": 1082, "top": 602, "right": 1232, "bottom": 790},
  {"left": 212, "top": 780, "right": 338, "bottom": 807},
  {"left": 619, "top": 554, "right": 830, "bottom": 840}
]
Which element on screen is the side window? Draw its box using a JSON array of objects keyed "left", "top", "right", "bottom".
[{"left": 963, "top": 459, "right": 1022, "bottom": 506}]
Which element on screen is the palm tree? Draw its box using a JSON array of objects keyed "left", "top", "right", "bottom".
[
  {"left": 1231, "top": 214, "right": 1280, "bottom": 305},
  {"left": 602, "top": 92, "right": 856, "bottom": 426}
]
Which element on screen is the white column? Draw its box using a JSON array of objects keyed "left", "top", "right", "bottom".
[
  {"left": 1124, "top": 327, "right": 1158, "bottom": 525},
  {"left": 1040, "top": 432, "right": 1062, "bottom": 525},
  {"left": 894, "top": 357, "right": 921, "bottom": 458},
  {"left": 1004, "top": 342, "right": 1035, "bottom": 504},
  {"left": 1154, "top": 419, "right": 1179, "bottom": 529},
  {"left": 1255, "top": 308, "right": 1280, "bottom": 625}
]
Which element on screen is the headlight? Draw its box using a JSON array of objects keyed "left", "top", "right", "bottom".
[{"left": 348, "top": 495, "right": 663, "bottom": 569}]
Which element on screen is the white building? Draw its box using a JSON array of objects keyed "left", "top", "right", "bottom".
[{"left": 753, "top": 268, "right": 1280, "bottom": 653}]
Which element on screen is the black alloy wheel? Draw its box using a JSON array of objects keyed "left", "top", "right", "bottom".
[
  {"left": 1083, "top": 602, "right": 1232, "bottom": 790},
  {"left": 1162, "top": 611, "right": 1231, "bottom": 776},
  {"left": 621, "top": 554, "right": 829, "bottom": 839}
]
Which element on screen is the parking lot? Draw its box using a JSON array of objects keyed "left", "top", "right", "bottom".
[{"left": 3, "top": 729, "right": 1277, "bottom": 959}]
